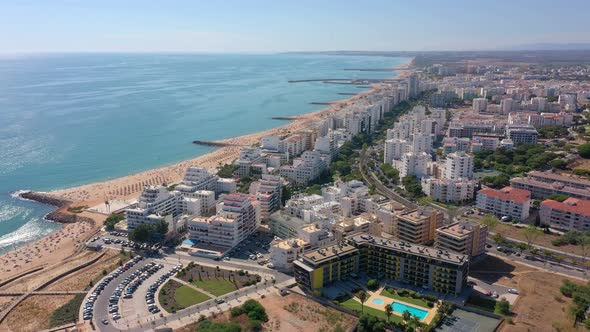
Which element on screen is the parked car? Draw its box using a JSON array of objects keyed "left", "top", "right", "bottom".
[{"left": 508, "top": 288, "right": 519, "bottom": 294}]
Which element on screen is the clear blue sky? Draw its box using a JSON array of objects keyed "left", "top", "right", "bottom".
[{"left": 1, "top": 0, "right": 589, "bottom": 53}]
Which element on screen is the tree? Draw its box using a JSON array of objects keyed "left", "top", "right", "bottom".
[
  {"left": 384, "top": 303, "right": 393, "bottom": 322},
  {"left": 104, "top": 213, "right": 125, "bottom": 231},
  {"left": 401, "top": 175, "right": 424, "bottom": 198},
  {"left": 578, "top": 143, "right": 590, "bottom": 159},
  {"left": 357, "top": 290, "right": 368, "bottom": 313},
  {"left": 495, "top": 298, "right": 511, "bottom": 315},
  {"left": 522, "top": 226, "right": 542, "bottom": 248},
  {"left": 129, "top": 224, "right": 152, "bottom": 242},
  {"left": 402, "top": 309, "right": 411, "bottom": 322},
  {"left": 547, "top": 194, "right": 569, "bottom": 202},
  {"left": 367, "top": 279, "right": 379, "bottom": 291},
  {"left": 482, "top": 214, "right": 500, "bottom": 232},
  {"left": 281, "top": 186, "right": 292, "bottom": 206}
]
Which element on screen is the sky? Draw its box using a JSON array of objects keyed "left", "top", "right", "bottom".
[{"left": 1, "top": 0, "right": 589, "bottom": 53}]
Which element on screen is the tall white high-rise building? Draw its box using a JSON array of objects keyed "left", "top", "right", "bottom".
[
  {"left": 399, "top": 152, "right": 431, "bottom": 179},
  {"left": 384, "top": 139, "right": 408, "bottom": 163},
  {"left": 472, "top": 98, "right": 488, "bottom": 113},
  {"left": 410, "top": 133, "right": 433, "bottom": 154},
  {"left": 500, "top": 98, "right": 515, "bottom": 115},
  {"left": 445, "top": 151, "right": 474, "bottom": 180},
  {"left": 187, "top": 193, "right": 260, "bottom": 248}
]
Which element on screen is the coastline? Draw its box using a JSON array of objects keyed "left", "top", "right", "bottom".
[
  {"left": 5, "top": 58, "right": 412, "bottom": 279},
  {"left": 47, "top": 72, "right": 409, "bottom": 206}
]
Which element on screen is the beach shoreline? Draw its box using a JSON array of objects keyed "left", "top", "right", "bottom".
[{"left": 3, "top": 58, "right": 412, "bottom": 280}]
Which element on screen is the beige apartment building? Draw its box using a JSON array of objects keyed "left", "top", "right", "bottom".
[
  {"left": 395, "top": 208, "right": 444, "bottom": 245},
  {"left": 435, "top": 220, "right": 488, "bottom": 257}
]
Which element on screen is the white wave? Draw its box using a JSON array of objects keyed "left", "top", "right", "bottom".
[
  {"left": 9, "top": 190, "right": 32, "bottom": 200},
  {"left": 0, "top": 216, "right": 62, "bottom": 252}
]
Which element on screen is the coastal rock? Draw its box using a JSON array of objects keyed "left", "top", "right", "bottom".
[
  {"left": 45, "top": 211, "right": 94, "bottom": 224},
  {"left": 19, "top": 191, "right": 71, "bottom": 208}
]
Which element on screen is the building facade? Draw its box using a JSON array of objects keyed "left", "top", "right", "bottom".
[{"left": 476, "top": 186, "right": 532, "bottom": 221}]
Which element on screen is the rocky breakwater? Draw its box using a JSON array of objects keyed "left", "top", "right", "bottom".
[{"left": 19, "top": 191, "right": 94, "bottom": 225}]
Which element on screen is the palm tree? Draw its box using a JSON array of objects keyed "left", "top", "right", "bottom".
[
  {"left": 482, "top": 214, "right": 500, "bottom": 233},
  {"left": 357, "top": 290, "right": 368, "bottom": 313},
  {"left": 384, "top": 303, "right": 393, "bottom": 322},
  {"left": 402, "top": 309, "right": 411, "bottom": 322},
  {"left": 522, "top": 225, "right": 542, "bottom": 248}
]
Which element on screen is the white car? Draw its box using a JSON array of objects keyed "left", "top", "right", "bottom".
[
  {"left": 508, "top": 288, "right": 519, "bottom": 294},
  {"left": 492, "top": 291, "right": 499, "bottom": 298}
]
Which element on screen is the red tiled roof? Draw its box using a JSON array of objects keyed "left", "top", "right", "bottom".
[
  {"left": 478, "top": 186, "right": 531, "bottom": 204},
  {"left": 541, "top": 198, "right": 590, "bottom": 217}
]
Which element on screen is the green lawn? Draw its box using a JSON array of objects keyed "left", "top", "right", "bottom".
[
  {"left": 191, "top": 278, "right": 237, "bottom": 296},
  {"left": 338, "top": 298, "right": 402, "bottom": 324},
  {"left": 174, "top": 285, "right": 211, "bottom": 308},
  {"left": 380, "top": 289, "right": 430, "bottom": 308}
]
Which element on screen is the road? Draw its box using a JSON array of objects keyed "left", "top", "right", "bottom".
[
  {"left": 359, "top": 147, "right": 416, "bottom": 209},
  {"left": 486, "top": 245, "right": 588, "bottom": 281}
]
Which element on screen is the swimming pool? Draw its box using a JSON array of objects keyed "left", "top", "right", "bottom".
[
  {"left": 392, "top": 302, "right": 428, "bottom": 320},
  {"left": 372, "top": 298, "right": 385, "bottom": 305}
]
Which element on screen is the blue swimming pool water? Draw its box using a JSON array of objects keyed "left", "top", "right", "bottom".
[
  {"left": 392, "top": 302, "right": 428, "bottom": 320},
  {"left": 372, "top": 298, "right": 384, "bottom": 305}
]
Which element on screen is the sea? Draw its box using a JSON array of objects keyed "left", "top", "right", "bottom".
[{"left": 0, "top": 53, "right": 409, "bottom": 253}]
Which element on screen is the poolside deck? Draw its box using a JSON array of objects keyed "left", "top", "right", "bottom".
[{"left": 359, "top": 287, "right": 437, "bottom": 324}]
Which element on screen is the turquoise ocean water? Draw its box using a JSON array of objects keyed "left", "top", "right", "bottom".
[{"left": 0, "top": 53, "right": 409, "bottom": 252}]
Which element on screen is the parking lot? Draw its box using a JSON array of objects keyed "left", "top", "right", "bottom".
[
  {"left": 82, "top": 256, "right": 182, "bottom": 330},
  {"left": 88, "top": 231, "right": 162, "bottom": 253},
  {"left": 116, "top": 261, "right": 181, "bottom": 327},
  {"left": 224, "top": 231, "right": 275, "bottom": 267}
]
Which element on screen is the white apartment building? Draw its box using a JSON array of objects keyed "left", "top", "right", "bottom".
[
  {"left": 472, "top": 98, "right": 488, "bottom": 113},
  {"left": 280, "top": 150, "right": 327, "bottom": 186},
  {"left": 298, "top": 224, "right": 334, "bottom": 249},
  {"left": 540, "top": 198, "right": 590, "bottom": 231},
  {"left": 443, "top": 137, "right": 471, "bottom": 154},
  {"left": 125, "top": 185, "right": 181, "bottom": 230},
  {"left": 187, "top": 193, "right": 260, "bottom": 248},
  {"left": 445, "top": 151, "right": 474, "bottom": 180},
  {"left": 531, "top": 97, "right": 548, "bottom": 112},
  {"left": 410, "top": 132, "right": 433, "bottom": 154},
  {"left": 471, "top": 135, "right": 500, "bottom": 152},
  {"left": 422, "top": 178, "right": 475, "bottom": 203},
  {"left": 500, "top": 98, "right": 515, "bottom": 114},
  {"left": 269, "top": 238, "right": 307, "bottom": 271},
  {"left": 506, "top": 124, "right": 538, "bottom": 145},
  {"left": 249, "top": 174, "right": 283, "bottom": 221},
  {"left": 384, "top": 139, "right": 408, "bottom": 163},
  {"left": 476, "top": 186, "right": 532, "bottom": 221},
  {"left": 399, "top": 152, "right": 431, "bottom": 179}
]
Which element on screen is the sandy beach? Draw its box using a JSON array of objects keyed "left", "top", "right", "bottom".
[{"left": 0, "top": 211, "right": 100, "bottom": 281}]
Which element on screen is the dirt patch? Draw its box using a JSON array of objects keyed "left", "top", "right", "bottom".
[
  {"left": 259, "top": 293, "right": 356, "bottom": 332},
  {"left": 474, "top": 255, "right": 582, "bottom": 332},
  {"left": 2, "top": 295, "right": 73, "bottom": 332},
  {"left": 174, "top": 293, "right": 357, "bottom": 332},
  {"left": 45, "top": 250, "right": 121, "bottom": 291}
]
